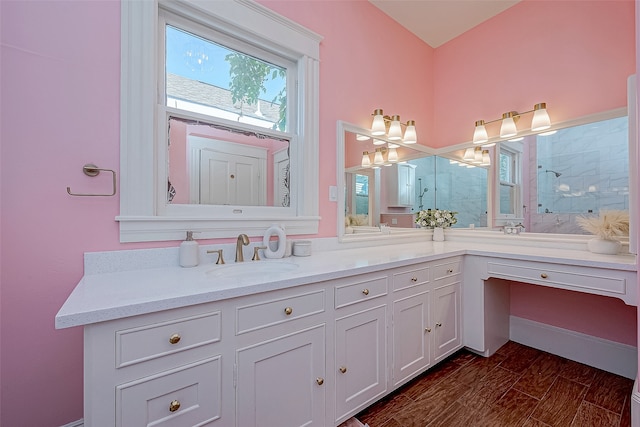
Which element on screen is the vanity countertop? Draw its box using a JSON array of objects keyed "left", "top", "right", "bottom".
[{"left": 55, "top": 240, "right": 637, "bottom": 329}]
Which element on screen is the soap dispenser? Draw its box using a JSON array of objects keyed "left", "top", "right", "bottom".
[{"left": 179, "top": 231, "right": 199, "bottom": 267}]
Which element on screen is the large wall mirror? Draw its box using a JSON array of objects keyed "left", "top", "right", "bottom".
[
  {"left": 337, "top": 121, "right": 490, "bottom": 240},
  {"left": 337, "top": 92, "right": 636, "bottom": 250}
]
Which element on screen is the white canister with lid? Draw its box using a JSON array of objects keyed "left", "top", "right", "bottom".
[{"left": 292, "top": 240, "right": 312, "bottom": 257}]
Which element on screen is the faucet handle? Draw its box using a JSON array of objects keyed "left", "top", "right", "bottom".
[
  {"left": 207, "top": 249, "right": 225, "bottom": 265},
  {"left": 252, "top": 246, "right": 267, "bottom": 261}
]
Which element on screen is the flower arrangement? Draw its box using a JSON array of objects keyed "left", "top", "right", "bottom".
[
  {"left": 576, "top": 210, "right": 629, "bottom": 240},
  {"left": 415, "top": 208, "right": 458, "bottom": 229}
]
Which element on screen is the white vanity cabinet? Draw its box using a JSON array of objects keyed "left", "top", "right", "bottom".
[
  {"left": 83, "top": 304, "right": 228, "bottom": 427},
  {"left": 234, "top": 287, "right": 327, "bottom": 427},
  {"left": 334, "top": 274, "right": 388, "bottom": 423},
  {"left": 390, "top": 264, "right": 432, "bottom": 387},
  {"left": 431, "top": 258, "right": 462, "bottom": 362},
  {"left": 385, "top": 163, "right": 416, "bottom": 207}
]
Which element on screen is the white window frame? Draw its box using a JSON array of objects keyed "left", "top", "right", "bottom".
[
  {"left": 495, "top": 143, "right": 523, "bottom": 225},
  {"left": 118, "top": 0, "right": 322, "bottom": 242}
]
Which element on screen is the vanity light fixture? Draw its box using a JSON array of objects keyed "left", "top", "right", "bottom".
[
  {"left": 361, "top": 146, "right": 398, "bottom": 168},
  {"left": 371, "top": 109, "right": 418, "bottom": 144},
  {"left": 473, "top": 103, "right": 551, "bottom": 144},
  {"left": 481, "top": 150, "right": 491, "bottom": 166},
  {"left": 387, "top": 147, "right": 399, "bottom": 163},
  {"left": 472, "top": 147, "right": 483, "bottom": 164},
  {"left": 356, "top": 134, "right": 370, "bottom": 141}
]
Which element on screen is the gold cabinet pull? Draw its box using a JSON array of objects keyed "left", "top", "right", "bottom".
[
  {"left": 362, "top": 289, "right": 369, "bottom": 295},
  {"left": 411, "top": 277, "right": 418, "bottom": 282},
  {"left": 169, "top": 334, "right": 181, "bottom": 345},
  {"left": 284, "top": 307, "right": 293, "bottom": 316},
  {"left": 435, "top": 322, "right": 442, "bottom": 327},
  {"left": 339, "top": 366, "right": 347, "bottom": 374},
  {"left": 540, "top": 273, "right": 548, "bottom": 279},
  {"left": 169, "top": 400, "right": 181, "bottom": 412},
  {"left": 316, "top": 377, "right": 324, "bottom": 385},
  {"left": 425, "top": 327, "right": 432, "bottom": 333}
]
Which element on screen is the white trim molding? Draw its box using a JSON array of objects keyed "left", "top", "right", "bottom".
[
  {"left": 510, "top": 315, "right": 637, "bottom": 379},
  {"left": 59, "top": 419, "right": 83, "bottom": 427}
]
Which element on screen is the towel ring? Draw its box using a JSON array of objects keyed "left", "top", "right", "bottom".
[{"left": 67, "top": 164, "right": 117, "bottom": 197}]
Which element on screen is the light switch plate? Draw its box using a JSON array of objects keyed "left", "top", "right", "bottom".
[{"left": 329, "top": 186, "right": 338, "bottom": 201}]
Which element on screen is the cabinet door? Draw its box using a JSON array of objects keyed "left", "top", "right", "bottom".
[
  {"left": 335, "top": 305, "right": 387, "bottom": 422},
  {"left": 392, "top": 290, "right": 431, "bottom": 387},
  {"left": 433, "top": 282, "right": 462, "bottom": 362},
  {"left": 236, "top": 325, "right": 325, "bottom": 427}
]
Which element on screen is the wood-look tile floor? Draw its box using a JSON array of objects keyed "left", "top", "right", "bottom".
[{"left": 355, "top": 341, "right": 633, "bottom": 427}]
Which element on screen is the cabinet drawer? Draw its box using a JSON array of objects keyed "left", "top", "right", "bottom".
[
  {"left": 116, "top": 356, "right": 222, "bottom": 427},
  {"left": 335, "top": 276, "right": 388, "bottom": 309},
  {"left": 115, "top": 311, "right": 221, "bottom": 368},
  {"left": 392, "top": 265, "right": 430, "bottom": 291},
  {"left": 236, "top": 289, "right": 325, "bottom": 334},
  {"left": 487, "top": 260, "right": 627, "bottom": 296},
  {"left": 432, "top": 259, "right": 461, "bottom": 281}
]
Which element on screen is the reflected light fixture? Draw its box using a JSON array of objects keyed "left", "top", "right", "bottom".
[
  {"left": 387, "top": 147, "right": 398, "bottom": 163},
  {"left": 361, "top": 151, "right": 371, "bottom": 168},
  {"left": 373, "top": 148, "right": 385, "bottom": 165},
  {"left": 370, "top": 109, "right": 418, "bottom": 144},
  {"left": 356, "top": 134, "right": 370, "bottom": 141},
  {"left": 473, "top": 103, "right": 551, "bottom": 144}
]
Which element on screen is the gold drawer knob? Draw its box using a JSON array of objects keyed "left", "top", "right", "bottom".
[
  {"left": 169, "top": 400, "right": 181, "bottom": 412},
  {"left": 540, "top": 273, "right": 548, "bottom": 279},
  {"left": 435, "top": 322, "right": 442, "bottom": 327},
  {"left": 425, "top": 327, "right": 432, "bottom": 333},
  {"left": 169, "top": 334, "right": 181, "bottom": 345},
  {"left": 411, "top": 277, "right": 418, "bottom": 282},
  {"left": 362, "top": 289, "right": 369, "bottom": 295},
  {"left": 284, "top": 307, "right": 293, "bottom": 316},
  {"left": 316, "top": 377, "right": 324, "bottom": 386},
  {"left": 339, "top": 366, "right": 347, "bottom": 374}
]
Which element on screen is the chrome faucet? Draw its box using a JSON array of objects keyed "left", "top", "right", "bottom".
[{"left": 235, "top": 234, "right": 250, "bottom": 262}]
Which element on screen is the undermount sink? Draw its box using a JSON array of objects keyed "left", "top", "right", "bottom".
[{"left": 205, "top": 260, "right": 299, "bottom": 279}]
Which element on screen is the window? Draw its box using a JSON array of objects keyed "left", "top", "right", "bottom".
[{"left": 119, "top": 0, "right": 322, "bottom": 242}]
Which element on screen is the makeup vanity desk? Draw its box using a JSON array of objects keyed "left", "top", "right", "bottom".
[{"left": 56, "top": 237, "right": 637, "bottom": 427}]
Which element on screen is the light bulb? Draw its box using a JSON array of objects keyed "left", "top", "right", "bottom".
[
  {"left": 371, "top": 109, "right": 386, "bottom": 136},
  {"left": 531, "top": 103, "right": 551, "bottom": 131},
  {"left": 473, "top": 120, "right": 488, "bottom": 144},
  {"left": 403, "top": 120, "right": 417, "bottom": 144},
  {"left": 500, "top": 112, "right": 518, "bottom": 138},
  {"left": 387, "top": 115, "right": 402, "bottom": 140}
]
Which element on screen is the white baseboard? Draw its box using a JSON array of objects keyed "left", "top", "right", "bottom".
[
  {"left": 509, "top": 316, "right": 637, "bottom": 379},
  {"left": 60, "top": 420, "right": 83, "bottom": 427}
]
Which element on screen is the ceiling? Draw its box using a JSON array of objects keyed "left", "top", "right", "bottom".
[{"left": 368, "top": 0, "right": 521, "bottom": 48}]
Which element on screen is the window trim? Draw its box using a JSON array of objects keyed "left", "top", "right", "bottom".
[{"left": 118, "top": 0, "right": 322, "bottom": 242}]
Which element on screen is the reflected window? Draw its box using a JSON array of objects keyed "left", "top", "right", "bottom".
[
  {"left": 355, "top": 174, "right": 369, "bottom": 215},
  {"left": 499, "top": 148, "right": 520, "bottom": 216}
]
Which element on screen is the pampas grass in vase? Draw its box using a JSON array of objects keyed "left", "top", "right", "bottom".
[{"left": 576, "top": 210, "right": 629, "bottom": 254}]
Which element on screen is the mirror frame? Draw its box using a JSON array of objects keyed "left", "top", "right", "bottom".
[{"left": 117, "top": 0, "right": 322, "bottom": 242}]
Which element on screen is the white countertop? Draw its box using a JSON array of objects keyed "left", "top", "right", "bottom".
[{"left": 55, "top": 239, "right": 637, "bottom": 329}]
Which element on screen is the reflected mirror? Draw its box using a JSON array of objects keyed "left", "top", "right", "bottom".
[{"left": 168, "top": 117, "right": 290, "bottom": 207}]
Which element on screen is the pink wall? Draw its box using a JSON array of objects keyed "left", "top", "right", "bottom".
[
  {"left": 434, "top": 0, "right": 635, "bottom": 148},
  {"left": 0, "top": 0, "right": 636, "bottom": 425},
  {"left": 0, "top": 1, "right": 432, "bottom": 425}
]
